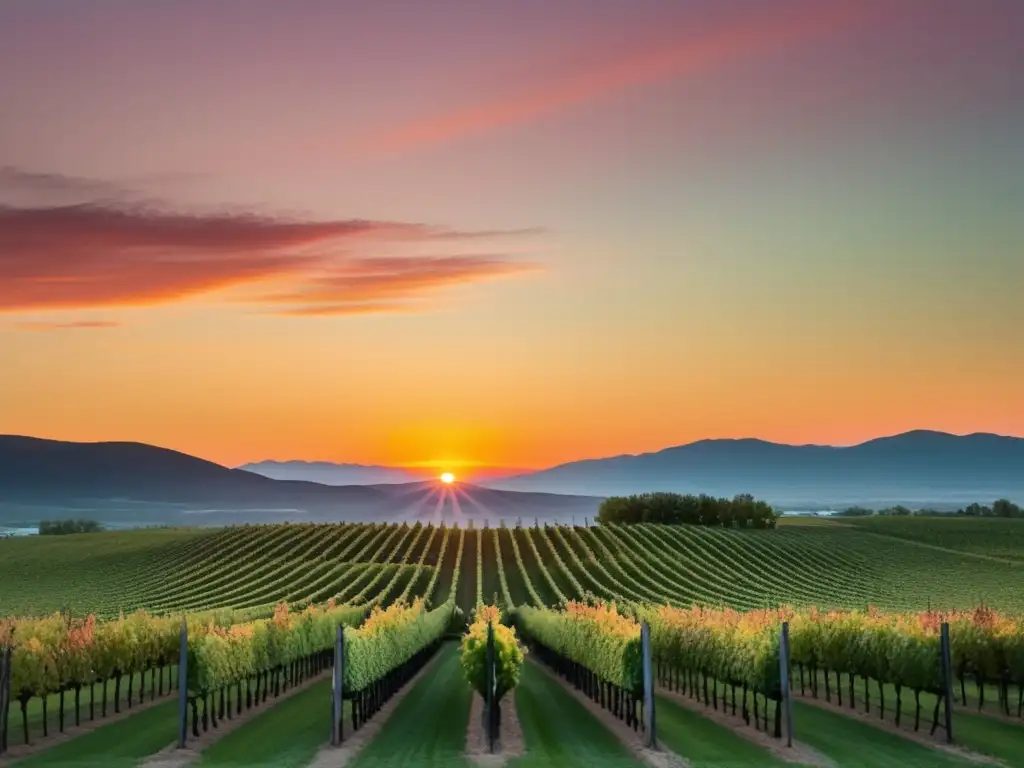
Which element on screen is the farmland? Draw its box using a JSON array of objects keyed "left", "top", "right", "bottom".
[{"left": 2, "top": 516, "right": 1023, "bottom": 767}]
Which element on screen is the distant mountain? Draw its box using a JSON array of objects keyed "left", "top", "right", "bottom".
[
  {"left": 484, "top": 431, "right": 1024, "bottom": 508},
  {"left": 239, "top": 460, "right": 420, "bottom": 486},
  {"left": 238, "top": 460, "right": 526, "bottom": 486},
  {"left": 0, "top": 436, "right": 600, "bottom": 527}
]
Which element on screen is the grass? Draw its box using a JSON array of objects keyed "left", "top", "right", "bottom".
[
  {"left": 509, "top": 662, "right": 641, "bottom": 767},
  {"left": 654, "top": 693, "right": 787, "bottom": 767},
  {"left": 198, "top": 678, "right": 338, "bottom": 768},
  {"left": 791, "top": 701, "right": 974, "bottom": 767},
  {"left": 348, "top": 644, "right": 472, "bottom": 767},
  {"left": 6, "top": 668, "right": 178, "bottom": 749},
  {"left": 839, "top": 515, "right": 1024, "bottom": 562},
  {"left": 797, "top": 669, "right": 1024, "bottom": 767},
  {"left": 12, "top": 699, "right": 177, "bottom": 767}
]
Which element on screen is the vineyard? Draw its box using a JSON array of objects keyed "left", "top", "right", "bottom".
[{"left": 1, "top": 516, "right": 1023, "bottom": 766}]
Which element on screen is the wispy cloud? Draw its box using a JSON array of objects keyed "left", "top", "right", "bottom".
[
  {"left": 263, "top": 255, "right": 540, "bottom": 316},
  {"left": 368, "top": 2, "right": 866, "bottom": 152},
  {"left": 14, "top": 320, "right": 120, "bottom": 332},
  {"left": 0, "top": 169, "right": 542, "bottom": 317}
]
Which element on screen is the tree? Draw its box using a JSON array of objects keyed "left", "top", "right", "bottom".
[{"left": 993, "top": 499, "right": 1022, "bottom": 518}]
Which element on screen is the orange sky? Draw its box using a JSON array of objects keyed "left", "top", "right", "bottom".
[{"left": 2, "top": 0, "right": 1022, "bottom": 472}]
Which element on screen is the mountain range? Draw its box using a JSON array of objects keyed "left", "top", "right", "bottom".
[
  {"left": 238, "top": 460, "right": 525, "bottom": 486},
  {"left": 485, "top": 430, "right": 1024, "bottom": 507},
  {"left": 1, "top": 431, "right": 1022, "bottom": 527},
  {"left": 0, "top": 435, "right": 598, "bottom": 527}
]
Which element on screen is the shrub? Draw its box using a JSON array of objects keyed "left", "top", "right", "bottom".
[{"left": 460, "top": 605, "right": 525, "bottom": 702}]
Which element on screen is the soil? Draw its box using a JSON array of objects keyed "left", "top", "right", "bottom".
[
  {"left": 529, "top": 659, "right": 688, "bottom": 768},
  {"left": 465, "top": 691, "right": 525, "bottom": 767}
]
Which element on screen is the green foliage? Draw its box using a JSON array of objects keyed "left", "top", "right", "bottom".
[
  {"left": 38, "top": 519, "right": 104, "bottom": 535},
  {"left": 460, "top": 605, "right": 525, "bottom": 702},
  {"left": 598, "top": 492, "right": 778, "bottom": 529},
  {"left": 187, "top": 602, "right": 368, "bottom": 694},
  {"left": 516, "top": 603, "right": 643, "bottom": 693},
  {"left": 343, "top": 599, "right": 453, "bottom": 692}
]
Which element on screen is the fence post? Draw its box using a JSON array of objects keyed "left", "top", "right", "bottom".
[
  {"left": 0, "top": 644, "right": 12, "bottom": 756},
  {"left": 177, "top": 619, "right": 188, "bottom": 749},
  {"left": 641, "top": 621, "right": 656, "bottom": 748},
  {"left": 779, "top": 621, "right": 794, "bottom": 748},
  {"left": 940, "top": 622, "right": 954, "bottom": 744},
  {"left": 486, "top": 621, "right": 496, "bottom": 753},
  {"left": 332, "top": 624, "right": 344, "bottom": 746}
]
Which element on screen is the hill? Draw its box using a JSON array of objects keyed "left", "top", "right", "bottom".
[
  {"left": 3, "top": 517, "right": 1022, "bottom": 621},
  {"left": 0, "top": 435, "right": 599, "bottom": 527},
  {"left": 485, "top": 430, "right": 1024, "bottom": 507},
  {"left": 239, "top": 459, "right": 421, "bottom": 485}
]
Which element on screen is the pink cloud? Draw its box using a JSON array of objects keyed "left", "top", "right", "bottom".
[
  {"left": 0, "top": 177, "right": 541, "bottom": 315},
  {"left": 367, "top": 2, "right": 869, "bottom": 152},
  {"left": 261, "top": 255, "right": 540, "bottom": 316},
  {"left": 14, "top": 320, "right": 120, "bottom": 332}
]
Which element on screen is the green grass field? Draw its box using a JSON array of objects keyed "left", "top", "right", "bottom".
[
  {"left": 510, "top": 662, "right": 640, "bottom": 767},
  {"left": 12, "top": 699, "right": 178, "bottom": 768},
  {"left": 198, "top": 678, "right": 336, "bottom": 768},
  {"left": 347, "top": 644, "right": 472, "bottom": 768},
  {"left": 840, "top": 515, "right": 1024, "bottom": 562}
]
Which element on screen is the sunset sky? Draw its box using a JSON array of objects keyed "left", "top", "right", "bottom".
[{"left": 2, "top": 0, "right": 1022, "bottom": 474}]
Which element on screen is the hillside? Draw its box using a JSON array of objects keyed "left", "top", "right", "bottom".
[
  {"left": 0, "top": 435, "right": 600, "bottom": 526},
  {"left": 240, "top": 460, "right": 526, "bottom": 485},
  {"left": 487, "top": 430, "right": 1024, "bottom": 506},
  {"left": 239, "top": 459, "right": 421, "bottom": 485},
  {"left": 3, "top": 517, "right": 1022, "bottom": 620}
]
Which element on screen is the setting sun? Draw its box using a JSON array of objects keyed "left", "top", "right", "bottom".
[{"left": 440, "top": 472, "right": 455, "bottom": 484}]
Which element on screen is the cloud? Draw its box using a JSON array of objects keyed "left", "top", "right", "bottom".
[
  {"left": 263, "top": 255, "right": 540, "bottom": 316},
  {"left": 14, "top": 320, "right": 120, "bottom": 332},
  {"left": 367, "top": 2, "right": 867, "bottom": 152},
  {"left": 0, "top": 178, "right": 541, "bottom": 316}
]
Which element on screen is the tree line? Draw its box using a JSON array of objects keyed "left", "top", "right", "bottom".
[
  {"left": 597, "top": 492, "right": 778, "bottom": 528},
  {"left": 38, "top": 519, "right": 105, "bottom": 535},
  {"left": 836, "top": 499, "right": 1023, "bottom": 518}
]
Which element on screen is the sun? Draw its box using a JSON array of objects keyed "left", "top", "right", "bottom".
[{"left": 440, "top": 472, "right": 455, "bottom": 484}]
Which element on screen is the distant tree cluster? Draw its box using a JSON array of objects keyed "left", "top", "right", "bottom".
[
  {"left": 836, "top": 499, "right": 1023, "bottom": 518},
  {"left": 598, "top": 492, "right": 778, "bottom": 529},
  {"left": 38, "top": 519, "right": 105, "bottom": 535},
  {"left": 958, "top": 499, "right": 1023, "bottom": 518}
]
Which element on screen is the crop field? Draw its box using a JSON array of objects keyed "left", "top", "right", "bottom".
[
  {"left": 2, "top": 516, "right": 1023, "bottom": 767},
  {"left": 3, "top": 518, "right": 1024, "bottom": 621}
]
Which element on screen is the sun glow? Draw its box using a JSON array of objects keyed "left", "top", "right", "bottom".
[{"left": 440, "top": 472, "right": 455, "bottom": 484}]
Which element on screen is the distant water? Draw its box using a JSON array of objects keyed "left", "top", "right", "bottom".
[{"left": 0, "top": 527, "right": 38, "bottom": 537}]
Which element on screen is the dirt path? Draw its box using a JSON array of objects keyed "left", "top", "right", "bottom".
[
  {"left": 141, "top": 672, "right": 330, "bottom": 768},
  {"left": 465, "top": 691, "right": 525, "bottom": 767},
  {"left": 529, "top": 658, "right": 687, "bottom": 768},
  {"left": 655, "top": 685, "right": 833, "bottom": 767}
]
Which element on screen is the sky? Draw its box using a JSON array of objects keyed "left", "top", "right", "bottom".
[{"left": 1, "top": 0, "right": 1022, "bottom": 475}]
